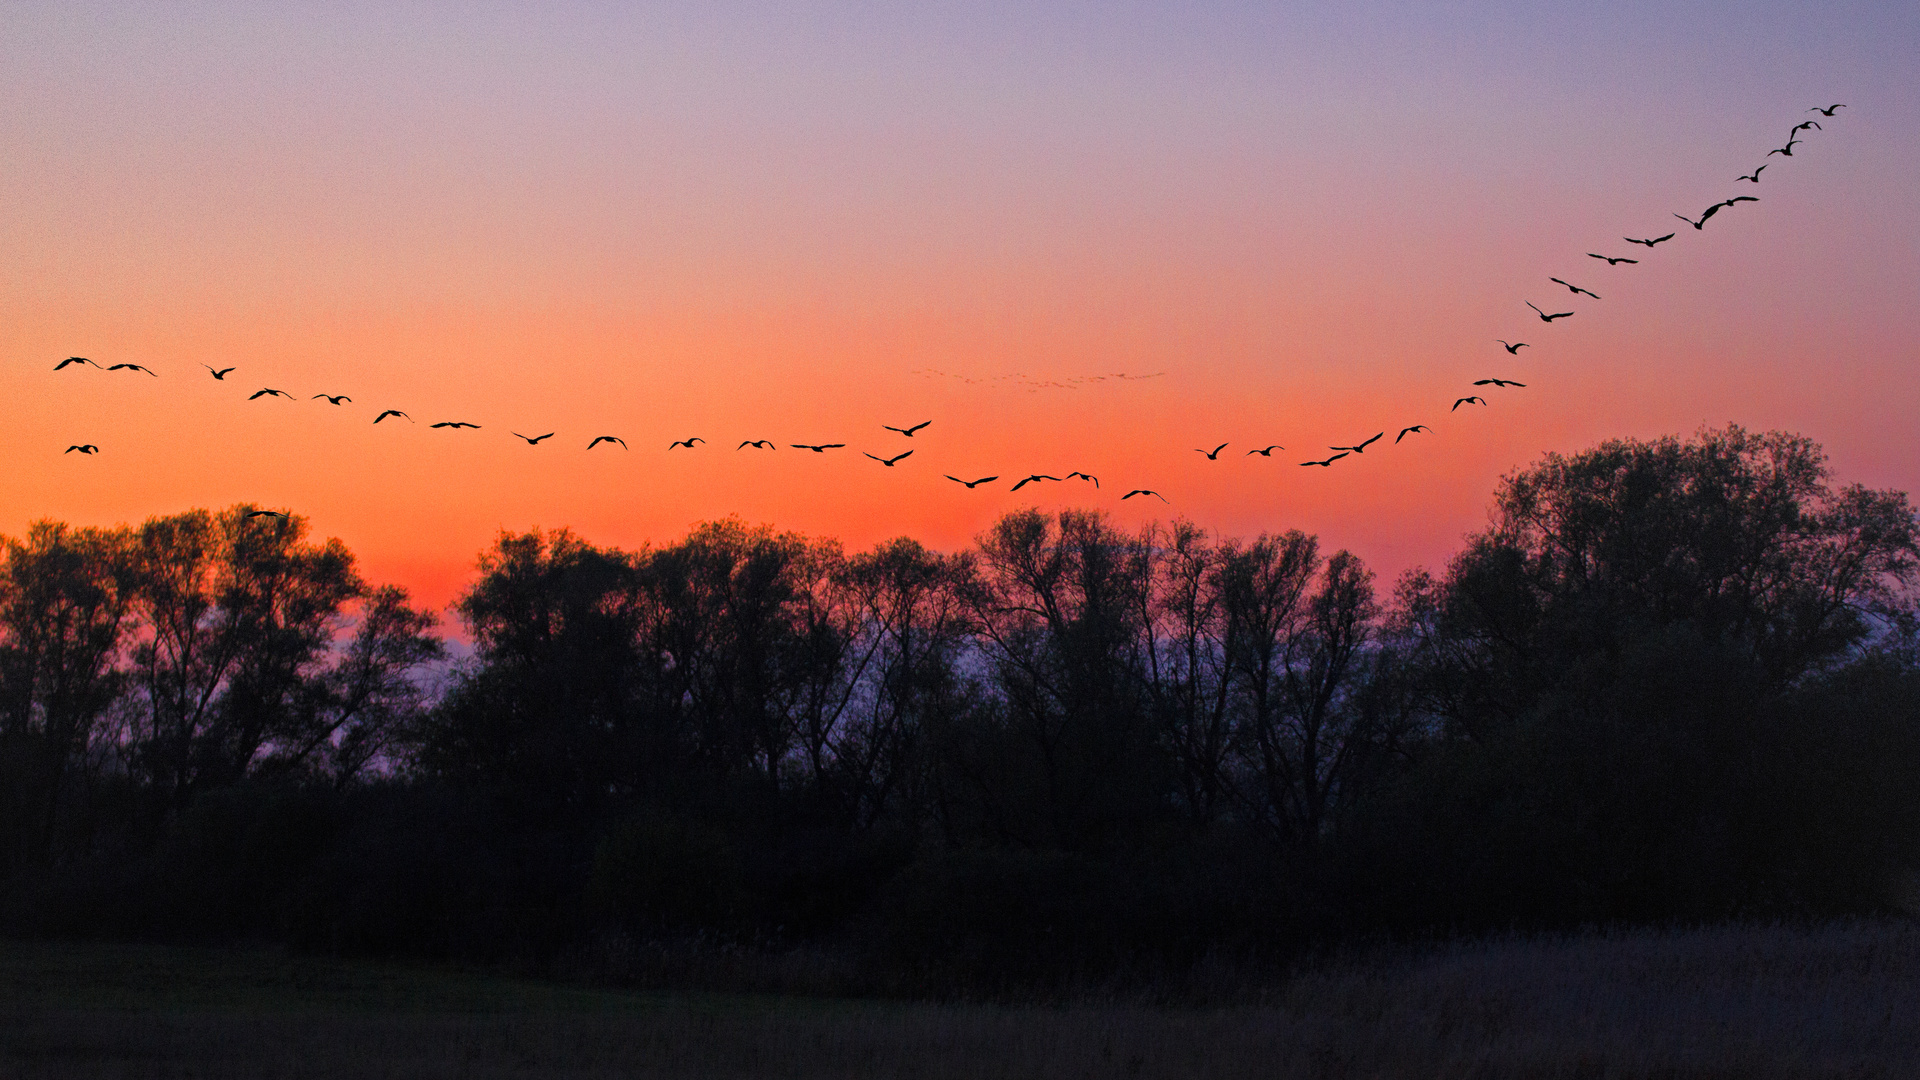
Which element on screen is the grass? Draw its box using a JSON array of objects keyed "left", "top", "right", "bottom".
[{"left": 2, "top": 921, "right": 1918, "bottom": 1077}]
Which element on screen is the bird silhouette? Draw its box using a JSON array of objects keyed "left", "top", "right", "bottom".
[
  {"left": 883, "top": 421, "right": 931, "bottom": 437},
  {"left": 791, "top": 443, "right": 845, "bottom": 453},
  {"left": 737, "top": 439, "right": 775, "bottom": 449},
  {"left": 65, "top": 444, "right": 99, "bottom": 454},
  {"left": 865, "top": 450, "right": 913, "bottom": 466},
  {"left": 1245, "top": 445, "right": 1285, "bottom": 456},
  {"left": 1299, "top": 453, "right": 1349, "bottom": 467},
  {"left": 1625, "top": 233, "right": 1676, "bottom": 247},
  {"left": 1549, "top": 278, "right": 1600, "bottom": 299},
  {"left": 312, "top": 394, "right": 351, "bottom": 405},
  {"left": 1527, "top": 302, "right": 1574, "bottom": 322},
  {"left": 1195, "top": 443, "right": 1228, "bottom": 459},
  {"left": 249, "top": 388, "right": 292, "bottom": 400},
  {"left": 512, "top": 432, "right": 555, "bottom": 445},
  {"left": 1331, "top": 432, "right": 1383, "bottom": 454},
  {"left": 1587, "top": 254, "right": 1639, "bottom": 265},
  {"left": 1474, "top": 378, "right": 1526, "bottom": 388},
  {"left": 1767, "top": 138, "right": 1801, "bottom": 158},
  {"left": 205, "top": 365, "right": 236, "bottom": 379},
  {"left": 1810, "top": 104, "right": 1845, "bottom": 116},
  {"left": 1066, "top": 471, "right": 1099, "bottom": 488},
  {"left": 1736, "top": 166, "right": 1766, "bottom": 183},
  {"left": 373, "top": 410, "right": 411, "bottom": 424},
  {"left": 55, "top": 357, "right": 100, "bottom": 371},
  {"left": 588, "top": 436, "right": 628, "bottom": 450},
  {"left": 431, "top": 421, "right": 481, "bottom": 429},
  {"left": 1682, "top": 197, "right": 1757, "bottom": 228},
  {"left": 108, "top": 363, "right": 157, "bottom": 376},
  {"left": 1011, "top": 474, "right": 1062, "bottom": 491},
  {"left": 245, "top": 510, "right": 289, "bottom": 520},
  {"left": 667, "top": 437, "right": 704, "bottom": 449},
  {"left": 1122, "top": 489, "right": 1169, "bottom": 503},
  {"left": 1496, "top": 340, "right": 1529, "bottom": 354},
  {"left": 1395, "top": 426, "right": 1429, "bottom": 443},
  {"left": 1789, "top": 120, "right": 1821, "bottom": 135},
  {"left": 946, "top": 475, "right": 999, "bottom": 488},
  {"left": 1452, "top": 396, "right": 1487, "bottom": 411}
]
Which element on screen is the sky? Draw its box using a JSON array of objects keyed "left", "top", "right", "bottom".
[{"left": 5, "top": 1, "right": 1918, "bottom": 614}]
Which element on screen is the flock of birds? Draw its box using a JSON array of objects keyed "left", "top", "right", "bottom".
[{"left": 51, "top": 106, "right": 1845, "bottom": 508}]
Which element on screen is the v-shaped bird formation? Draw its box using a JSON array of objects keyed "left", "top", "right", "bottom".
[{"left": 48, "top": 106, "right": 1845, "bottom": 507}]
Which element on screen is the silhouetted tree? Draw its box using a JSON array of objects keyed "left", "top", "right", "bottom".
[
  {"left": 425, "top": 528, "right": 647, "bottom": 813},
  {"left": 0, "top": 522, "right": 136, "bottom": 869},
  {"left": 950, "top": 509, "right": 1163, "bottom": 849},
  {"left": 825, "top": 538, "right": 974, "bottom": 829},
  {"left": 1370, "top": 426, "right": 1920, "bottom": 925},
  {"left": 1136, "top": 520, "right": 1235, "bottom": 827},
  {"left": 124, "top": 508, "right": 424, "bottom": 808}
]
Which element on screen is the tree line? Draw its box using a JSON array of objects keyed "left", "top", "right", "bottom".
[{"left": 5, "top": 425, "right": 1920, "bottom": 988}]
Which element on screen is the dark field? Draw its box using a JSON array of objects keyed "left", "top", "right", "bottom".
[{"left": 3, "top": 921, "right": 1917, "bottom": 1079}]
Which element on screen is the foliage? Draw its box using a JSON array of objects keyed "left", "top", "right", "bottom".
[{"left": 5, "top": 426, "right": 1920, "bottom": 992}]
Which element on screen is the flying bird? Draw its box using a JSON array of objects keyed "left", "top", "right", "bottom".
[
  {"left": 1527, "top": 302, "right": 1573, "bottom": 322},
  {"left": 791, "top": 443, "right": 845, "bottom": 452},
  {"left": 865, "top": 450, "right": 913, "bottom": 466},
  {"left": 1195, "top": 443, "right": 1229, "bottom": 460},
  {"left": 1767, "top": 138, "right": 1801, "bottom": 158},
  {"left": 1549, "top": 278, "right": 1600, "bottom": 299},
  {"left": 312, "top": 394, "right": 351, "bottom": 405},
  {"left": 1395, "top": 426, "right": 1428, "bottom": 444},
  {"left": 1245, "top": 445, "right": 1285, "bottom": 456},
  {"left": 588, "top": 436, "right": 628, "bottom": 450},
  {"left": 1735, "top": 166, "right": 1766, "bottom": 183},
  {"left": 1683, "top": 196, "right": 1758, "bottom": 228},
  {"left": 946, "top": 475, "right": 999, "bottom": 488},
  {"left": 431, "top": 421, "right": 481, "bottom": 429},
  {"left": 1587, "top": 254, "right": 1639, "bottom": 265},
  {"left": 1066, "top": 471, "right": 1099, "bottom": 488},
  {"left": 1122, "top": 489, "right": 1169, "bottom": 503},
  {"left": 373, "top": 410, "right": 411, "bottom": 424},
  {"left": 204, "top": 365, "right": 236, "bottom": 379},
  {"left": 737, "top": 439, "right": 775, "bottom": 449},
  {"left": 1299, "top": 453, "right": 1349, "bottom": 467},
  {"left": 1810, "top": 104, "right": 1845, "bottom": 116},
  {"left": 1011, "top": 474, "right": 1062, "bottom": 491},
  {"left": 1790, "top": 120, "right": 1821, "bottom": 135},
  {"left": 1624, "top": 233, "right": 1676, "bottom": 247},
  {"left": 1452, "top": 396, "right": 1487, "bottom": 411},
  {"left": 511, "top": 432, "right": 555, "bottom": 445},
  {"left": 1331, "top": 432, "right": 1383, "bottom": 454},
  {"left": 249, "top": 388, "right": 292, "bottom": 400},
  {"left": 245, "top": 510, "right": 288, "bottom": 520},
  {"left": 667, "top": 437, "right": 704, "bottom": 449},
  {"left": 1474, "top": 378, "right": 1526, "bottom": 388},
  {"left": 883, "top": 421, "right": 931, "bottom": 437},
  {"left": 107, "top": 363, "right": 157, "bottom": 376},
  {"left": 65, "top": 444, "right": 99, "bottom": 454},
  {"left": 55, "top": 357, "right": 100, "bottom": 371},
  {"left": 1496, "top": 340, "right": 1529, "bottom": 354}
]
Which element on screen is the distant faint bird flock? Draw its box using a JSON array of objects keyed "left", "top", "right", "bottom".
[{"left": 54, "top": 105, "right": 1847, "bottom": 505}]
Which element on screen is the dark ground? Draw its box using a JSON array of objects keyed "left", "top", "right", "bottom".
[{"left": 2, "top": 921, "right": 1917, "bottom": 1078}]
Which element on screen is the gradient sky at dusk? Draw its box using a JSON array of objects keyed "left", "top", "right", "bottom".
[{"left": 6, "top": 1, "right": 1918, "bottom": 610}]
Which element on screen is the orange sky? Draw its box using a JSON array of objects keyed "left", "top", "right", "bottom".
[{"left": 6, "top": 3, "right": 1918, "bottom": 616}]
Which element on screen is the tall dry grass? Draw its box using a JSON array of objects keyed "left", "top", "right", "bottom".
[{"left": 2, "top": 920, "right": 1916, "bottom": 1078}]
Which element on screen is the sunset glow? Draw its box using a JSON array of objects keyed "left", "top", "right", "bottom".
[{"left": 7, "top": 2, "right": 1918, "bottom": 611}]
